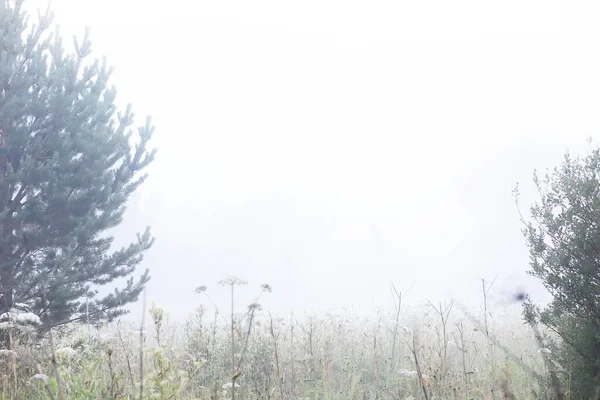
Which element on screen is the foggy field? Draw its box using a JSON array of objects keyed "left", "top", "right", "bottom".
[
  {"left": 3, "top": 0, "right": 600, "bottom": 398},
  {"left": 4, "top": 282, "right": 556, "bottom": 400}
]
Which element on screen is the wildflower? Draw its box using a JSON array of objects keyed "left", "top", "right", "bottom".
[
  {"left": 218, "top": 276, "right": 247, "bottom": 286},
  {"left": 31, "top": 374, "right": 49, "bottom": 384},
  {"left": 398, "top": 369, "right": 418, "bottom": 377},
  {"left": 13, "top": 303, "right": 31, "bottom": 311},
  {"left": 194, "top": 286, "right": 207, "bottom": 294},
  {"left": 56, "top": 347, "right": 78, "bottom": 358},
  {"left": 0, "top": 349, "right": 17, "bottom": 357},
  {"left": 222, "top": 382, "right": 240, "bottom": 389},
  {"left": 248, "top": 303, "right": 262, "bottom": 311},
  {"left": 15, "top": 312, "right": 42, "bottom": 325},
  {"left": 0, "top": 308, "right": 42, "bottom": 329},
  {"left": 261, "top": 284, "right": 272, "bottom": 293}
]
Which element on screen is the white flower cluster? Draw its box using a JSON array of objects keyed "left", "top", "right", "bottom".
[
  {"left": 30, "top": 373, "right": 49, "bottom": 384},
  {"left": 222, "top": 382, "right": 241, "bottom": 390},
  {"left": 55, "top": 347, "right": 78, "bottom": 358},
  {"left": 0, "top": 306, "right": 42, "bottom": 332},
  {"left": 0, "top": 349, "right": 17, "bottom": 357},
  {"left": 398, "top": 369, "right": 418, "bottom": 377},
  {"left": 398, "top": 369, "right": 430, "bottom": 380}
]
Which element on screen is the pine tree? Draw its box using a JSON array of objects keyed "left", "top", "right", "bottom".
[
  {"left": 516, "top": 142, "right": 600, "bottom": 398},
  {"left": 0, "top": 1, "right": 155, "bottom": 329}
]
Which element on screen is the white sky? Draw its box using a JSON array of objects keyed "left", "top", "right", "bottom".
[{"left": 23, "top": 0, "right": 600, "bottom": 320}]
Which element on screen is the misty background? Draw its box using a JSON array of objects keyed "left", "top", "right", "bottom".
[{"left": 24, "top": 0, "right": 600, "bottom": 321}]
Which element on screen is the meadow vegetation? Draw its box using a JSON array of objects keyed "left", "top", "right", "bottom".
[{"left": 0, "top": 279, "right": 569, "bottom": 399}]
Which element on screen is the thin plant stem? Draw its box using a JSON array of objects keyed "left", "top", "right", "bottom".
[
  {"left": 269, "top": 312, "right": 285, "bottom": 400},
  {"left": 36, "top": 364, "right": 56, "bottom": 400},
  {"left": 47, "top": 328, "right": 65, "bottom": 400},
  {"left": 139, "top": 289, "right": 147, "bottom": 400}
]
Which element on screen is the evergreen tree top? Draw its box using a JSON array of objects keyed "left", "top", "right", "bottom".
[{"left": 0, "top": 0, "right": 156, "bottom": 329}]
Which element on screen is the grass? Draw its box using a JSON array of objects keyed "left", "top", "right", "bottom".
[{"left": 0, "top": 282, "right": 582, "bottom": 399}]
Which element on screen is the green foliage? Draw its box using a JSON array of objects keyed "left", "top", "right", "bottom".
[
  {"left": 142, "top": 304, "right": 190, "bottom": 399},
  {"left": 0, "top": 0, "right": 155, "bottom": 328},
  {"left": 517, "top": 142, "right": 600, "bottom": 398}
]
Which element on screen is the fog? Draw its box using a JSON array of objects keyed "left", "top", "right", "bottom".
[{"left": 27, "top": 0, "right": 600, "bottom": 321}]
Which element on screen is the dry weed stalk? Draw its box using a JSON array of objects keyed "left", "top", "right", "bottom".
[
  {"left": 408, "top": 329, "right": 430, "bottom": 400},
  {"left": 428, "top": 299, "right": 454, "bottom": 379},
  {"left": 139, "top": 289, "right": 147, "bottom": 400},
  {"left": 36, "top": 363, "right": 55, "bottom": 400},
  {"left": 269, "top": 312, "right": 285, "bottom": 400}
]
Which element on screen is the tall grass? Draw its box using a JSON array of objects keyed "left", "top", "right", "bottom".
[{"left": 0, "top": 292, "right": 567, "bottom": 400}]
